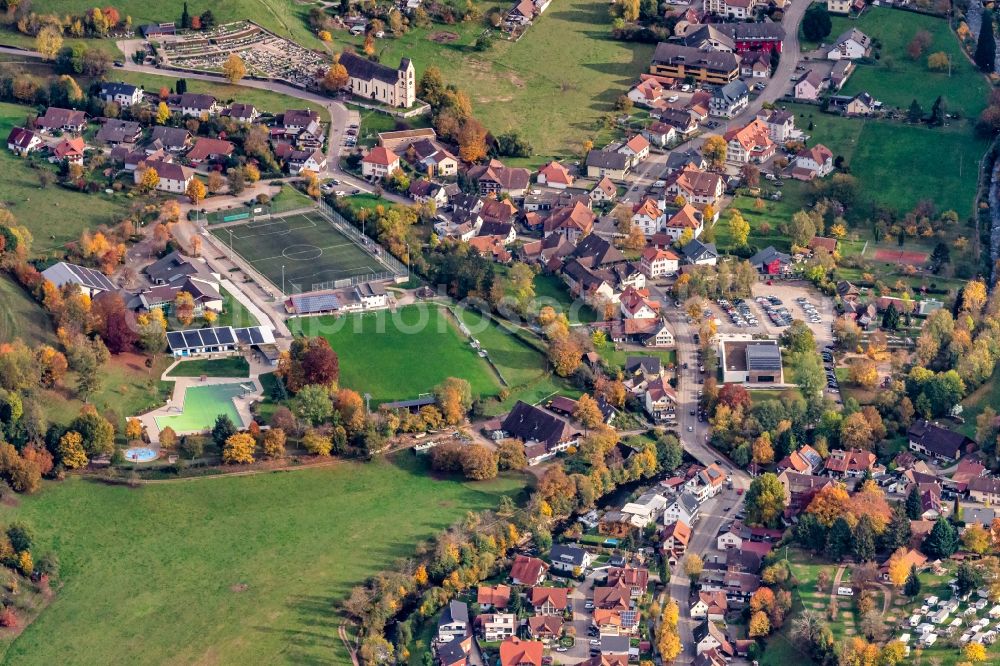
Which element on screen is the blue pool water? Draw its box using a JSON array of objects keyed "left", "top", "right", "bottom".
[{"left": 124, "top": 447, "right": 158, "bottom": 463}]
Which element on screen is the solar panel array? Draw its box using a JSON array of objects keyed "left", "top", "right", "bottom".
[
  {"left": 290, "top": 292, "right": 341, "bottom": 314},
  {"left": 235, "top": 327, "right": 267, "bottom": 345},
  {"left": 166, "top": 326, "right": 238, "bottom": 351},
  {"left": 746, "top": 343, "right": 782, "bottom": 370}
]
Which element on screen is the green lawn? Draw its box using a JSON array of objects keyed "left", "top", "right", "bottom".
[
  {"left": 530, "top": 273, "right": 599, "bottom": 324},
  {"left": 214, "top": 288, "right": 260, "bottom": 328},
  {"left": 333, "top": 0, "right": 652, "bottom": 161},
  {"left": 599, "top": 348, "right": 676, "bottom": 371},
  {"left": 829, "top": 7, "right": 990, "bottom": 117},
  {"left": 0, "top": 102, "right": 130, "bottom": 257},
  {"left": 351, "top": 104, "right": 432, "bottom": 148},
  {"left": 165, "top": 357, "right": 250, "bottom": 378},
  {"left": 957, "top": 370, "right": 1000, "bottom": 438},
  {"left": 722, "top": 180, "right": 812, "bottom": 253},
  {"left": 0, "top": 455, "right": 527, "bottom": 664},
  {"left": 289, "top": 305, "right": 502, "bottom": 404},
  {"left": 0, "top": 273, "right": 55, "bottom": 346}
]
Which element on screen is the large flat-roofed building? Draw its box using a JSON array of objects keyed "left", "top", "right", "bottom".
[
  {"left": 339, "top": 52, "right": 416, "bottom": 108},
  {"left": 650, "top": 43, "right": 740, "bottom": 84},
  {"left": 719, "top": 337, "right": 783, "bottom": 383}
]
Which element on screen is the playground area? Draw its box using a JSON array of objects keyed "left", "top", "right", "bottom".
[
  {"left": 210, "top": 208, "right": 399, "bottom": 296},
  {"left": 153, "top": 383, "right": 251, "bottom": 434}
]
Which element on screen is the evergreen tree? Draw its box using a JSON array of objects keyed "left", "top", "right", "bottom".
[
  {"left": 975, "top": 10, "right": 996, "bottom": 73},
  {"left": 794, "top": 513, "right": 828, "bottom": 553},
  {"left": 802, "top": 4, "right": 833, "bottom": 42},
  {"left": 181, "top": 1, "right": 191, "bottom": 28},
  {"left": 929, "top": 96, "right": 946, "bottom": 127},
  {"left": 923, "top": 516, "right": 959, "bottom": 559},
  {"left": 853, "top": 515, "right": 877, "bottom": 562},
  {"left": 211, "top": 414, "right": 237, "bottom": 447},
  {"left": 905, "top": 485, "right": 922, "bottom": 519},
  {"left": 952, "top": 495, "right": 963, "bottom": 524},
  {"left": 769, "top": 47, "right": 780, "bottom": 74},
  {"left": 826, "top": 517, "right": 853, "bottom": 562},
  {"left": 907, "top": 99, "right": 923, "bottom": 123},
  {"left": 176, "top": 78, "right": 188, "bottom": 95},
  {"left": 775, "top": 428, "right": 796, "bottom": 462},
  {"left": 881, "top": 503, "right": 912, "bottom": 552},
  {"left": 904, "top": 564, "right": 921, "bottom": 597},
  {"left": 882, "top": 302, "right": 900, "bottom": 330}
]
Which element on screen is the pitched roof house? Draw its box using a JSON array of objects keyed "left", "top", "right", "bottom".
[
  {"left": 824, "top": 448, "right": 878, "bottom": 478},
  {"left": 908, "top": 420, "right": 976, "bottom": 462},
  {"left": 537, "top": 160, "right": 574, "bottom": 188},
  {"left": 510, "top": 554, "right": 549, "bottom": 586},
  {"left": 467, "top": 159, "right": 531, "bottom": 197},
  {"left": 36, "top": 107, "right": 86, "bottom": 133},
  {"left": 499, "top": 638, "right": 543, "bottom": 666}
]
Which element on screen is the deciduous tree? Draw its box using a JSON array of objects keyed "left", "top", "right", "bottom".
[
  {"left": 222, "top": 53, "right": 246, "bottom": 83},
  {"left": 223, "top": 432, "right": 255, "bottom": 464}
]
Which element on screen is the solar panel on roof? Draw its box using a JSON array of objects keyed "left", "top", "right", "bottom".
[
  {"left": 166, "top": 331, "right": 185, "bottom": 349},
  {"left": 293, "top": 293, "right": 339, "bottom": 314},
  {"left": 235, "top": 328, "right": 252, "bottom": 345},
  {"left": 216, "top": 327, "right": 235, "bottom": 344},
  {"left": 201, "top": 328, "right": 220, "bottom": 346},
  {"left": 249, "top": 328, "right": 264, "bottom": 344},
  {"left": 182, "top": 331, "right": 202, "bottom": 347}
]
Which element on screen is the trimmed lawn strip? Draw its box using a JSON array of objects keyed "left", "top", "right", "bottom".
[
  {"left": 214, "top": 287, "right": 260, "bottom": 329},
  {"left": 165, "top": 357, "right": 250, "bottom": 378},
  {"left": 0, "top": 455, "right": 527, "bottom": 664}
]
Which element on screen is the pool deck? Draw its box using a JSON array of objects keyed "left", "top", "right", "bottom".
[{"left": 136, "top": 355, "right": 273, "bottom": 445}]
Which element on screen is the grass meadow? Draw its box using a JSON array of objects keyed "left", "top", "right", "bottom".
[
  {"left": 0, "top": 455, "right": 528, "bottom": 664},
  {"left": 0, "top": 273, "right": 54, "bottom": 346}
]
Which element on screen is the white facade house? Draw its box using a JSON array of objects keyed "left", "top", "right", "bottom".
[
  {"left": 479, "top": 614, "right": 516, "bottom": 642},
  {"left": 99, "top": 82, "right": 143, "bottom": 107},
  {"left": 361, "top": 146, "right": 401, "bottom": 179},
  {"left": 135, "top": 160, "right": 194, "bottom": 193},
  {"left": 827, "top": 28, "right": 871, "bottom": 60},
  {"left": 641, "top": 247, "right": 680, "bottom": 277}
]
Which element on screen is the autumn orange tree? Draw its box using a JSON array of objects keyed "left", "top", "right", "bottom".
[
  {"left": 574, "top": 394, "right": 604, "bottom": 430},
  {"left": 262, "top": 428, "right": 286, "bottom": 458},
  {"left": 186, "top": 177, "right": 206, "bottom": 204},
  {"left": 222, "top": 53, "right": 246, "bottom": 83}
]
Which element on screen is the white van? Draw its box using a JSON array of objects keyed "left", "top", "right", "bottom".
[{"left": 837, "top": 586, "right": 854, "bottom": 597}]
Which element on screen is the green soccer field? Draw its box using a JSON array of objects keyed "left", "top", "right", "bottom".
[
  {"left": 211, "top": 211, "right": 391, "bottom": 295},
  {"left": 154, "top": 383, "right": 247, "bottom": 433}
]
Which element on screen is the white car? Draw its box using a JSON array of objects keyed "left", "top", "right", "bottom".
[
  {"left": 837, "top": 586, "right": 855, "bottom": 596},
  {"left": 667, "top": 95, "right": 679, "bottom": 103}
]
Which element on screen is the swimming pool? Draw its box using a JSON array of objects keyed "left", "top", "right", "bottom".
[
  {"left": 154, "top": 383, "right": 246, "bottom": 433},
  {"left": 123, "top": 447, "right": 158, "bottom": 463}
]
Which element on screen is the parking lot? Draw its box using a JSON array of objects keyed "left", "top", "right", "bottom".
[{"left": 750, "top": 282, "right": 834, "bottom": 349}]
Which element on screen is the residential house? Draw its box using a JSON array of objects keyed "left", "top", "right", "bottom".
[
  {"left": 149, "top": 126, "right": 192, "bottom": 152},
  {"left": 361, "top": 146, "right": 401, "bottom": 179},
  {"left": 40, "top": 261, "right": 116, "bottom": 297},
  {"left": 287, "top": 148, "right": 327, "bottom": 175},
  {"left": 437, "top": 637, "right": 471, "bottom": 666},
  {"left": 590, "top": 176, "right": 618, "bottom": 203},
  {"left": 830, "top": 60, "right": 856, "bottom": 90},
  {"left": 510, "top": 554, "right": 549, "bottom": 586},
  {"left": 438, "top": 600, "right": 469, "bottom": 642},
  {"left": 571, "top": 233, "right": 626, "bottom": 269},
  {"left": 715, "top": 22, "right": 786, "bottom": 53},
  {"left": 724, "top": 118, "right": 776, "bottom": 164},
  {"left": 99, "top": 82, "right": 143, "bottom": 107},
  {"left": 537, "top": 160, "right": 574, "bottom": 189},
  {"left": 618, "top": 134, "right": 651, "bottom": 167},
  {"left": 561, "top": 260, "right": 614, "bottom": 307},
  {"left": 477, "top": 585, "right": 512, "bottom": 610},
  {"left": 408, "top": 138, "right": 459, "bottom": 177},
  {"left": 740, "top": 51, "right": 771, "bottom": 79},
  {"left": 662, "top": 519, "right": 691, "bottom": 562},
  {"left": 477, "top": 613, "right": 516, "bottom": 642},
  {"left": 620, "top": 286, "right": 660, "bottom": 319},
  {"left": 631, "top": 198, "right": 664, "bottom": 236},
  {"left": 336, "top": 52, "right": 417, "bottom": 108},
  {"left": 678, "top": 23, "right": 737, "bottom": 51},
  {"left": 709, "top": 80, "right": 750, "bottom": 119},
  {"left": 409, "top": 178, "right": 449, "bottom": 205},
  {"left": 134, "top": 274, "right": 223, "bottom": 316},
  {"left": 691, "top": 591, "right": 728, "bottom": 621},
  {"left": 827, "top": 0, "right": 855, "bottom": 13},
  {"left": 144, "top": 250, "right": 199, "bottom": 285},
  {"left": 378, "top": 128, "right": 436, "bottom": 151},
  {"left": 808, "top": 236, "right": 838, "bottom": 256},
  {"left": 281, "top": 109, "right": 322, "bottom": 136},
  {"left": 794, "top": 69, "right": 827, "bottom": 101},
  {"left": 222, "top": 103, "right": 259, "bottom": 124},
  {"left": 606, "top": 565, "right": 649, "bottom": 598},
  {"left": 169, "top": 92, "right": 221, "bottom": 117},
  {"left": 95, "top": 119, "right": 142, "bottom": 145},
  {"left": 694, "top": 620, "right": 732, "bottom": 656},
  {"left": 833, "top": 91, "right": 877, "bottom": 116},
  {"left": 593, "top": 580, "right": 632, "bottom": 612},
  {"left": 641, "top": 247, "right": 680, "bottom": 277},
  {"left": 586, "top": 150, "right": 631, "bottom": 180},
  {"left": 964, "top": 506, "right": 995, "bottom": 527},
  {"left": 666, "top": 167, "right": 725, "bottom": 205},
  {"left": 908, "top": 420, "right": 976, "bottom": 463},
  {"left": 681, "top": 239, "right": 719, "bottom": 266},
  {"left": 969, "top": 477, "right": 1000, "bottom": 504},
  {"left": 186, "top": 137, "right": 235, "bottom": 165},
  {"left": 658, "top": 108, "right": 699, "bottom": 136},
  {"left": 628, "top": 78, "right": 665, "bottom": 107},
  {"left": 500, "top": 400, "right": 576, "bottom": 464},
  {"left": 509, "top": 0, "right": 537, "bottom": 24},
  {"left": 478, "top": 219, "right": 517, "bottom": 245},
  {"left": 825, "top": 448, "right": 878, "bottom": 478},
  {"left": 793, "top": 144, "right": 834, "bottom": 180},
  {"left": 6, "top": 127, "right": 41, "bottom": 156},
  {"left": 686, "top": 464, "right": 728, "bottom": 503},
  {"left": 747, "top": 246, "right": 793, "bottom": 275},
  {"left": 776, "top": 444, "right": 824, "bottom": 475},
  {"left": 665, "top": 147, "right": 707, "bottom": 173},
  {"left": 879, "top": 548, "right": 927, "bottom": 582},
  {"left": 703, "top": 0, "right": 761, "bottom": 20},
  {"left": 663, "top": 491, "right": 701, "bottom": 526},
  {"left": 499, "top": 638, "right": 543, "bottom": 666},
  {"left": 36, "top": 107, "right": 86, "bottom": 134},
  {"left": 527, "top": 615, "right": 563, "bottom": 641},
  {"left": 467, "top": 159, "right": 532, "bottom": 197},
  {"left": 644, "top": 378, "right": 678, "bottom": 422},
  {"left": 549, "top": 544, "right": 593, "bottom": 574},
  {"left": 649, "top": 43, "right": 740, "bottom": 84},
  {"left": 642, "top": 121, "right": 677, "bottom": 148},
  {"left": 757, "top": 109, "right": 796, "bottom": 142},
  {"left": 664, "top": 204, "right": 705, "bottom": 242},
  {"left": 530, "top": 587, "right": 569, "bottom": 616},
  {"left": 135, "top": 160, "right": 194, "bottom": 193},
  {"left": 49, "top": 137, "right": 85, "bottom": 165},
  {"left": 828, "top": 28, "right": 871, "bottom": 60}
]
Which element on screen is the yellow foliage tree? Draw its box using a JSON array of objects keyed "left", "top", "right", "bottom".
[
  {"left": 35, "top": 25, "right": 63, "bottom": 60},
  {"left": 806, "top": 483, "right": 852, "bottom": 527},
  {"left": 730, "top": 209, "right": 751, "bottom": 248},
  {"left": 262, "top": 428, "right": 286, "bottom": 458},
  {"left": 222, "top": 432, "right": 256, "bottom": 464},
  {"left": 927, "top": 51, "right": 950, "bottom": 71},
  {"left": 964, "top": 642, "right": 987, "bottom": 663},
  {"left": 849, "top": 358, "right": 879, "bottom": 389},
  {"left": 703, "top": 135, "right": 728, "bottom": 170},
  {"left": 885, "top": 548, "right": 911, "bottom": 588},
  {"left": 138, "top": 165, "right": 160, "bottom": 192},
  {"left": 155, "top": 101, "right": 171, "bottom": 125},
  {"left": 186, "top": 178, "right": 207, "bottom": 205},
  {"left": 222, "top": 53, "right": 246, "bottom": 84},
  {"left": 57, "top": 431, "right": 88, "bottom": 469},
  {"left": 749, "top": 610, "right": 771, "bottom": 637},
  {"left": 318, "top": 30, "right": 332, "bottom": 41},
  {"left": 752, "top": 431, "right": 774, "bottom": 465},
  {"left": 962, "top": 523, "right": 991, "bottom": 555},
  {"left": 302, "top": 429, "right": 333, "bottom": 456},
  {"left": 125, "top": 418, "right": 143, "bottom": 441}
]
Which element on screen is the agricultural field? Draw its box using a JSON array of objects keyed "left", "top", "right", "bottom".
[
  {"left": 0, "top": 102, "right": 129, "bottom": 257},
  {"left": 0, "top": 273, "right": 55, "bottom": 346},
  {"left": 828, "top": 7, "right": 989, "bottom": 117},
  {"left": 0, "top": 455, "right": 528, "bottom": 664},
  {"left": 290, "top": 305, "right": 502, "bottom": 404},
  {"left": 335, "top": 0, "right": 653, "bottom": 161}
]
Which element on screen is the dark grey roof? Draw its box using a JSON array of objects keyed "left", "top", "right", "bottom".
[
  {"left": 440, "top": 600, "right": 469, "bottom": 626},
  {"left": 908, "top": 420, "right": 974, "bottom": 459},
  {"left": 665, "top": 148, "right": 704, "bottom": 171},
  {"left": 436, "top": 638, "right": 468, "bottom": 664},
  {"left": 717, "top": 22, "right": 786, "bottom": 41},
  {"left": 586, "top": 150, "right": 630, "bottom": 170},
  {"left": 340, "top": 51, "right": 405, "bottom": 85},
  {"left": 678, "top": 492, "right": 699, "bottom": 514},
  {"left": 682, "top": 239, "right": 718, "bottom": 261},
  {"left": 678, "top": 24, "right": 735, "bottom": 51},
  {"left": 600, "top": 635, "right": 630, "bottom": 655},
  {"left": 748, "top": 246, "right": 791, "bottom": 269},
  {"left": 100, "top": 82, "right": 140, "bottom": 97},
  {"left": 713, "top": 80, "right": 749, "bottom": 104},
  {"left": 177, "top": 93, "right": 216, "bottom": 109},
  {"left": 572, "top": 234, "right": 625, "bottom": 267},
  {"left": 550, "top": 544, "right": 590, "bottom": 567},
  {"left": 746, "top": 343, "right": 782, "bottom": 371},
  {"left": 501, "top": 400, "right": 570, "bottom": 449},
  {"left": 356, "top": 282, "right": 387, "bottom": 298},
  {"left": 652, "top": 43, "right": 739, "bottom": 72},
  {"left": 625, "top": 356, "right": 661, "bottom": 375},
  {"left": 145, "top": 250, "right": 197, "bottom": 283},
  {"left": 381, "top": 396, "right": 437, "bottom": 409},
  {"left": 96, "top": 119, "right": 141, "bottom": 143},
  {"left": 149, "top": 126, "right": 190, "bottom": 148},
  {"left": 41, "top": 262, "right": 116, "bottom": 292}
]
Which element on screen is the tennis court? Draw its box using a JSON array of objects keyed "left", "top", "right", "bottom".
[{"left": 154, "top": 383, "right": 246, "bottom": 434}]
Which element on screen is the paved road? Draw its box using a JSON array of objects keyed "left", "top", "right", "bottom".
[{"left": 621, "top": 0, "right": 809, "bottom": 204}]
